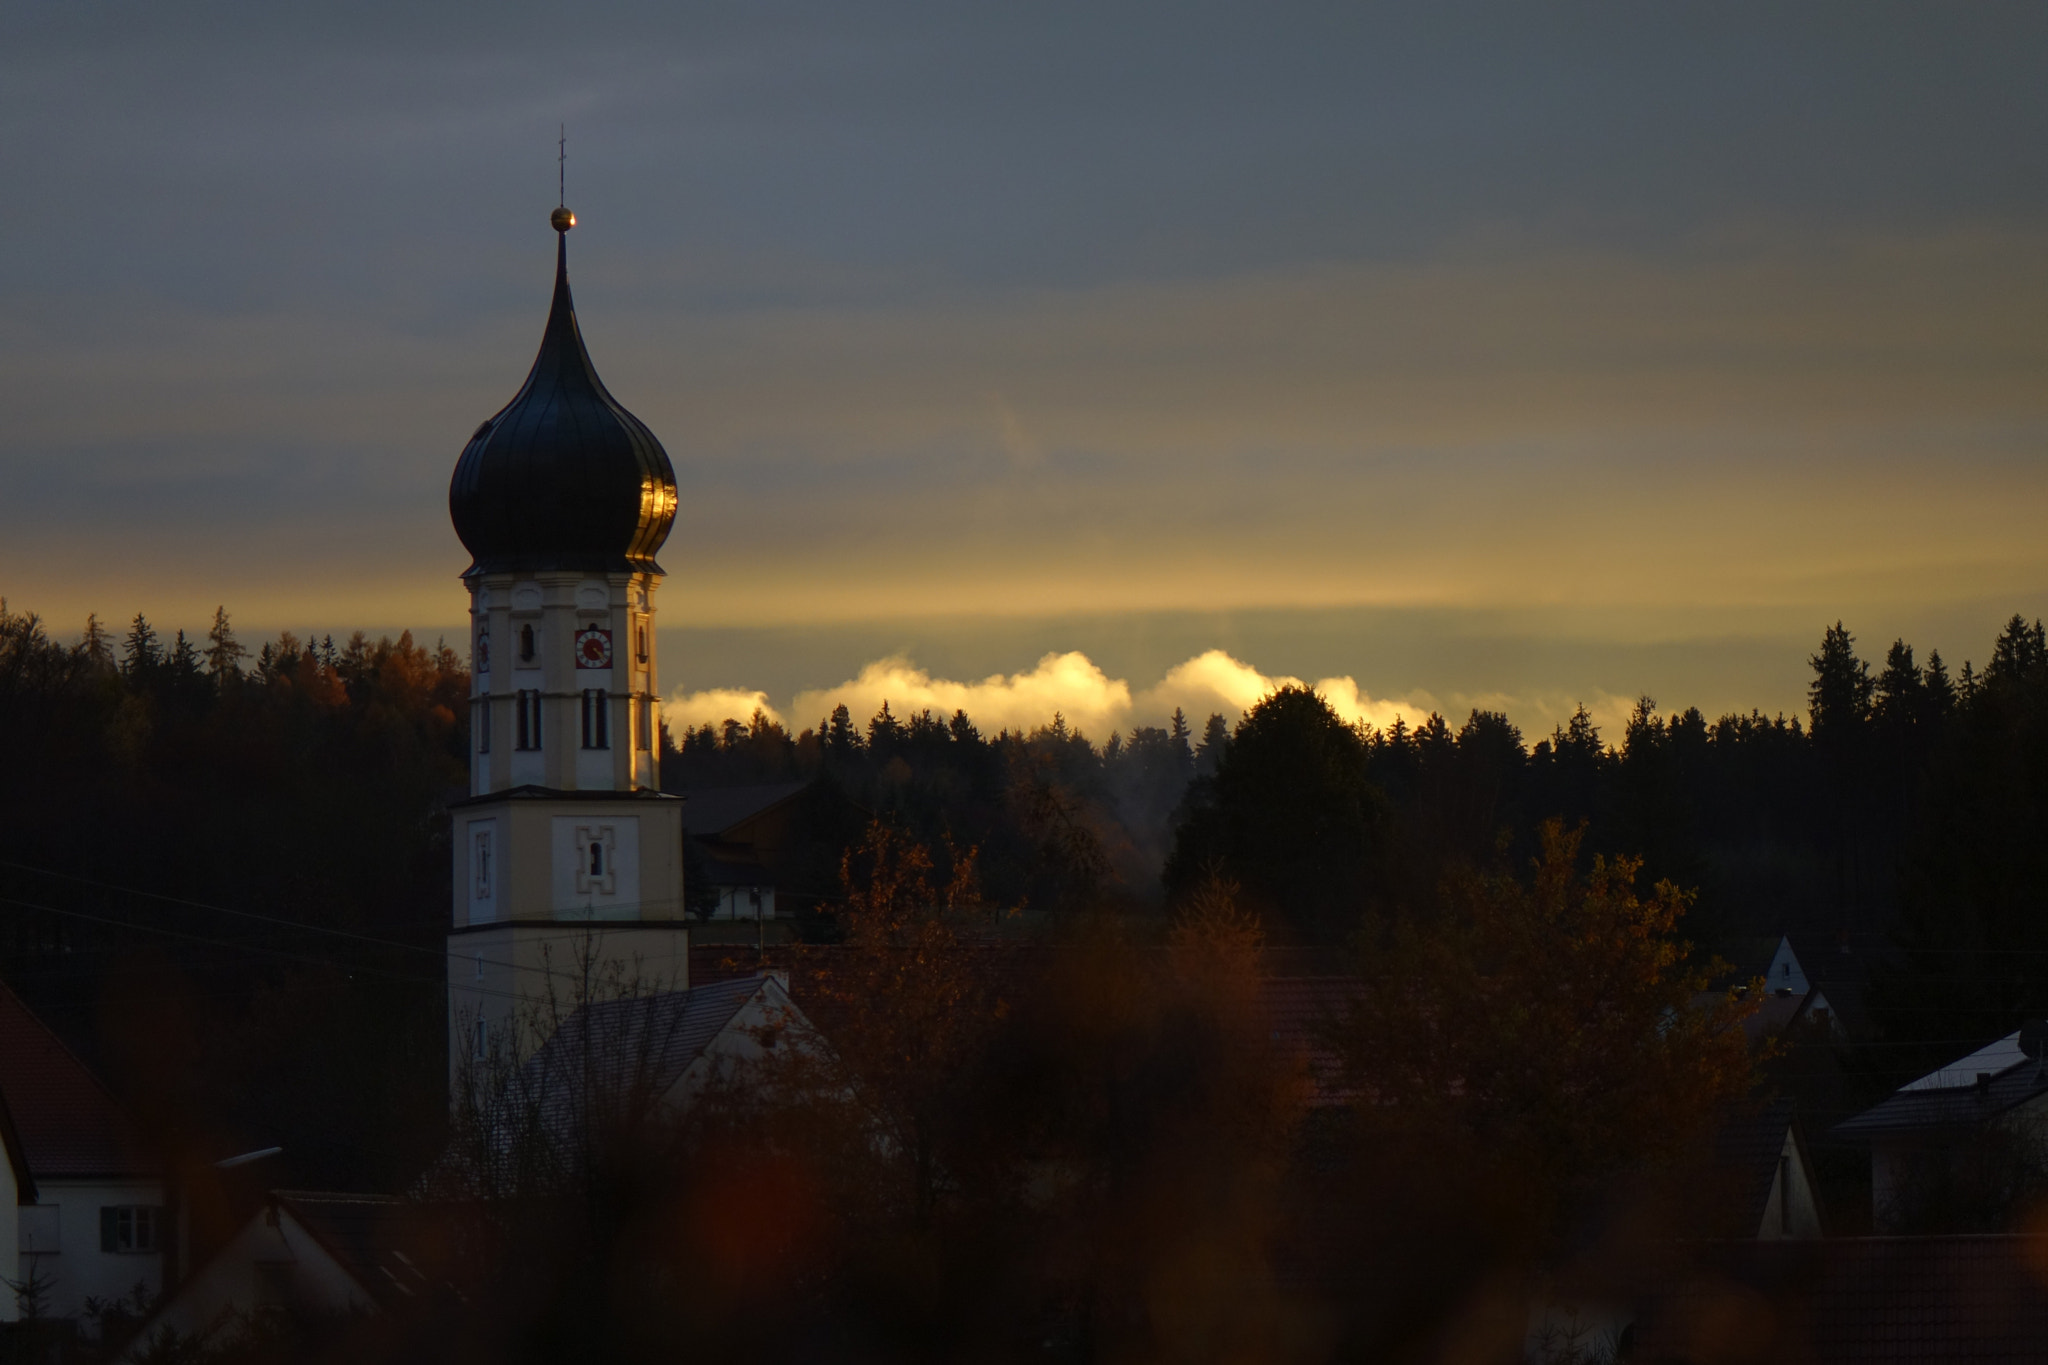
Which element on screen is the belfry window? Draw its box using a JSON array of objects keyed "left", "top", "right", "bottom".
[
  {"left": 518, "top": 624, "right": 536, "bottom": 663},
  {"left": 589, "top": 842, "right": 605, "bottom": 877},
  {"left": 581, "top": 689, "right": 610, "bottom": 749},
  {"left": 635, "top": 623, "right": 649, "bottom": 664},
  {"left": 516, "top": 690, "right": 543, "bottom": 749}
]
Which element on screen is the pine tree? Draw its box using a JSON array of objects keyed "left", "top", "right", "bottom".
[
  {"left": 1168, "top": 707, "right": 1194, "bottom": 779},
  {"left": 867, "top": 701, "right": 901, "bottom": 754},
  {"left": 120, "top": 614, "right": 160, "bottom": 675},
  {"left": 79, "top": 614, "right": 114, "bottom": 672},
  {"left": 205, "top": 606, "right": 246, "bottom": 685},
  {"left": 825, "top": 703, "right": 861, "bottom": 758},
  {"left": 1923, "top": 649, "right": 1957, "bottom": 720},
  {"left": 1985, "top": 614, "right": 2048, "bottom": 693},
  {"left": 1807, "top": 621, "right": 1873, "bottom": 750},
  {"left": 1194, "top": 712, "right": 1230, "bottom": 778},
  {"left": 168, "top": 630, "right": 200, "bottom": 679},
  {"left": 1873, "top": 639, "right": 1925, "bottom": 732}
]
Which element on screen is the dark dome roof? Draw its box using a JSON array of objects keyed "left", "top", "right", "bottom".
[{"left": 449, "top": 230, "right": 677, "bottom": 578}]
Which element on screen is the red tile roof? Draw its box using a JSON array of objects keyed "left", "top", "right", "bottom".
[{"left": 0, "top": 982, "right": 157, "bottom": 1179}]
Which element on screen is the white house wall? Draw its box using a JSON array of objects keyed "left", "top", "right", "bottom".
[
  {"left": 118, "top": 1205, "right": 372, "bottom": 1362},
  {"left": 1755, "top": 1132, "right": 1823, "bottom": 1239},
  {"left": 15, "top": 1179, "right": 165, "bottom": 1326}
]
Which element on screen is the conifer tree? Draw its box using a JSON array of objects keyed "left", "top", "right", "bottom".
[
  {"left": 1873, "top": 639, "right": 1925, "bottom": 732},
  {"left": 1168, "top": 706, "right": 1194, "bottom": 778},
  {"left": 1807, "top": 621, "right": 1873, "bottom": 747},
  {"left": 120, "top": 614, "right": 159, "bottom": 675},
  {"left": 79, "top": 614, "right": 114, "bottom": 672},
  {"left": 204, "top": 605, "right": 246, "bottom": 685},
  {"left": 1194, "top": 712, "right": 1229, "bottom": 777},
  {"left": 1923, "top": 649, "right": 1957, "bottom": 720}
]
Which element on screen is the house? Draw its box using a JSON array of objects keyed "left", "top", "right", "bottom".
[
  {"left": 115, "top": 1192, "right": 447, "bottom": 1360},
  {"left": 1832, "top": 1025, "right": 2048, "bottom": 1230},
  {"left": 500, "top": 973, "right": 806, "bottom": 1157},
  {"left": 128, "top": 977, "right": 808, "bottom": 1348},
  {"left": 1721, "top": 933, "right": 1871, "bottom": 1046},
  {"left": 681, "top": 781, "right": 802, "bottom": 922},
  {"left": 0, "top": 983, "right": 168, "bottom": 1329},
  {"left": 1712, "top": 1097, "right": 1825, "bottom": 1240}
]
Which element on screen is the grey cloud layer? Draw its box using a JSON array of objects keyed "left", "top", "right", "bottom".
[{"left": 2, "top": 2, "right": 2044, "bottom": 674}]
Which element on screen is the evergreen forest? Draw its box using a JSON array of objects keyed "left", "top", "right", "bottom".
[{"left": 2, "top": 598, "right": 2047, "bottom": 1359}]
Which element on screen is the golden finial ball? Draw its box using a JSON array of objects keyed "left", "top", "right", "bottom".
[{"left": 551, "top": 206, "right": 576, "bottom": 232}]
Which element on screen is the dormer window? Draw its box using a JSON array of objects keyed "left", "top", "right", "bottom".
[{"left": 519, "top": 624, "right": 536, "bottom": 663}]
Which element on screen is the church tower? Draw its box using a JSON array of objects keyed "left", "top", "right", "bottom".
[{"left": 444, "top": 203, "right": 688, "bottom": 1092}]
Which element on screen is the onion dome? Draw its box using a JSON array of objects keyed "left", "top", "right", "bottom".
[{"left": 449, "top": 211, "right": 677, "bottom": 578}]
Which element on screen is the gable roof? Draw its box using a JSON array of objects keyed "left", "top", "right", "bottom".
[
  {"left": 0, "top": 981, "right": 157, "bottom": 1179},
  {"left": 679, "top": 783, "right": 810, "bottom": 838},
  {"left": 272, "top": 1192, "right": 448, "bottom": 1309},
  {"left": 1834, "top": 1030, "right": 2048, "bottom": 1141},
  {"left": 498, "top": 975, "right": 791, "bottom": 1171},
  {"left": 1712, "top": 1098, "right": 1802, "bottom": 1236}
]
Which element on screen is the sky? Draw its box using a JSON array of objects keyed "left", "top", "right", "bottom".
[{"left": 3, "top": 2, "right": 2045, "bottom": 741}]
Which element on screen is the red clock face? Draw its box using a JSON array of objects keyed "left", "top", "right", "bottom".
[{"left": 575, "top": 627, "right": 613, "bottom": 669}]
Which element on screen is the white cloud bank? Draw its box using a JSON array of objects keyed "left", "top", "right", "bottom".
[{"left": 666, "top": 649, "right": 1443, "bottom": 741}]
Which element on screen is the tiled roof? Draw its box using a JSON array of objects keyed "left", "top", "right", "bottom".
[
  {"left": 1637, "top": 1236, "right": 2048, "bottom": 1362},
  {"left": 678, "top": 783, "right": 811, "bottom": 837},
  {"left": 1712, "top": 1098, "right": 1795, "bottom": 1237},
  {"left": 492, "top": 976, "right": 782, "bottom": 1176},
  {"left": 1834, "top": 1057, "right": 2048, "bottom": 1141},
  {"left": 273, "top": 1192, "right": 451, "bottom": 1309},
  {"left": 0, "top": 981, "right": 156, "bottom": 1178}
]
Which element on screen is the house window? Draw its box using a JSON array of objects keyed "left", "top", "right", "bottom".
[
  {"left": 477, "top": 697, "right": 490, "bottom": 753},
  {"left": 100, "top": 1206, "right": 161, "bottom": 1254},
  {"left": 474, "top": 830, "right": 493, "bottom": 899},
  {"left": 518, "top": 624, "right": 536, "bottom": 663},
  {"left": 636, "top": 698, "right": 653, "bottom": 752},
  {"left": 589, "top": 842, "right": 605, "bottom": 878},
  {"left": 516, "top": 690, "right": 543, "bottom": 749},
  {"left": 581, "top": 689, "right": 610, "bottom": 749}
]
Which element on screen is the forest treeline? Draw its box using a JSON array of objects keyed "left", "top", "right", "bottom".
[
  {"left": 671, "top": 618, "right": 2048, "bottom": 1034},
  {"left": 1, "top": 600, "right": 2046, "bottom": 1201}
]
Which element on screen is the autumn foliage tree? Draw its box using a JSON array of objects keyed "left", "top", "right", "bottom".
[
  {"left": 792, "top": 819, "right": 1009, "bottom": 1232},
  {"left": 1337, "top": 820, "right": 1756, "bottom": 1231}
]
